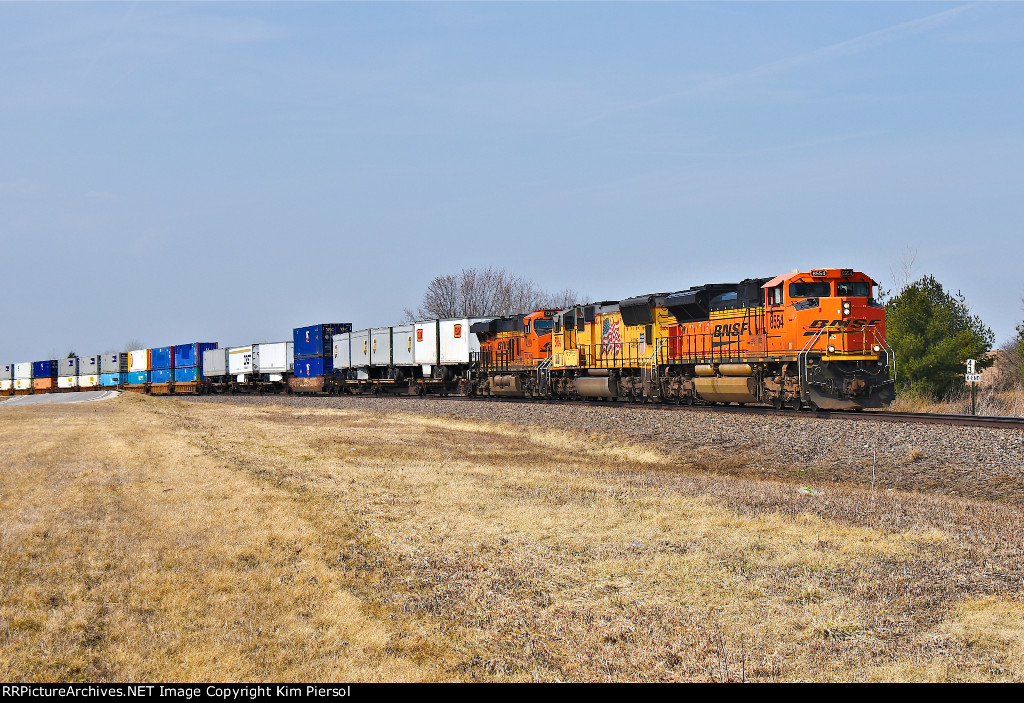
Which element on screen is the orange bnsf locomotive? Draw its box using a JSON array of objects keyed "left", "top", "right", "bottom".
[{"left": 472, "top": 268, "right": 894, "bottom": 410}]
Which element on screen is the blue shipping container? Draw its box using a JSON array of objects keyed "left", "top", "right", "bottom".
[
  {"left": 101, "top": 373, "right": 123, "bottom": 387},
  {"left": 174, "top": 366, "right": 201, "bottom": 383},
  {"left": 32, "top": 360, "right": 57, "bottom": 378},
  {"left": 151, "top": 369, "right": 173, "bottom": 384},
  {"left": 125, "top": 371, "right": 150, "bottom": 385},
  {"left": 293, "top": 323, "right": 352, "bottom": 358},
  {"left": 174, "top": 342, "right": 218, "bottom": 369},
  {"left": 151, "top": 346, "right": 174, "bottom": 370},
  {"left": 294, "top": 356, "right": 333, "bottom": 377}
]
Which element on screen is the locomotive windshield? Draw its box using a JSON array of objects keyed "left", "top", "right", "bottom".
[
  {"left": 789, "top": 281, "right": 831, "bottom": 298},
  {"left": 836, "top": 281, "right": 871, "bottom": 297},
  {"left": 533, "top": 319, "right": 553, "bottom": 334}
]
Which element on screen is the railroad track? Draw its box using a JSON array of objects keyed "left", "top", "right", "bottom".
[
  {"left": 465, "top": 397, "right": 1024, "bottom": 429},
  {"left": 226, "top": 391, "right": 1024, "bottom": 430}
]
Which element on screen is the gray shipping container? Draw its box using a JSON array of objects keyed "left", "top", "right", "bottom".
[
  {"left": 351, "top": 329, "right": 371, "bottom": 367},
  {"left": 333, "top": 333, "right": 351, "bottom": 370},
  {"left": 79, "top": 355, "right": 101, "bottom": 375},
  {"left": 370, "top": 327, "right": 392, "bottom": 367},
  {"left": 0, "top": 364, "right": 12, "bottom": 381},
  {"left": 203, "top": 348, "right": 228, "bottom": 378},
  {"left": 100, "top": 353, "right": 128, "bottom": 374},
  {"left": 253, "top": 342, "right": 294, "bottom": 375},
  {"left": 58, "top": 357, "right": 79, "bottom": 377},
  {"left": 391, "top": 324, "right": 416, "bottom": 366}
]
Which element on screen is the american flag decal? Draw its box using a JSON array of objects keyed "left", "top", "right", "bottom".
[{"left": 602, "top": 318, "right": 622, "bottom": 355}]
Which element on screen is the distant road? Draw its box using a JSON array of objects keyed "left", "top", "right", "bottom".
[{"left": 0, "top": 390, "right": 120, "bottom": 407}]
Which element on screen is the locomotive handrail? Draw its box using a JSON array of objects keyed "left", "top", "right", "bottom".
[
  {"left": 869, "top": 327, "right": 897, "bottom": 382},
  {"left": 536, "top": 357, "right": 552, "bottom": 395},
  {"left": 641, "top": 339, "right": 665, "bottom": 400},
  {"left": 797, "top": 326, "right": 826, "bottom": 402}
]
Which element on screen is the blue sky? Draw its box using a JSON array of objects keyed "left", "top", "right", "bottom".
[{"left": 2, "top": 1, "right": 1022, "bottom": 359}]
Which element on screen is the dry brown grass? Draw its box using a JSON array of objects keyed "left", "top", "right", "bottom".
[
  {"left": 891, "top": 386, "right": 1024, "bottom": 417},
  {"left": 2, "top": 395, "right": 1024, "bottom": 681}
]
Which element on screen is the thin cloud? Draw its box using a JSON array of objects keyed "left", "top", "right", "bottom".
[{"left": 582, "top": 3, "right": 976, "bottom": 126}]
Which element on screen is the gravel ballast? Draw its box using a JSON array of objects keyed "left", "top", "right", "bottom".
[{"left": 180, "top": 395, "right": 1024, "bottom": 504}]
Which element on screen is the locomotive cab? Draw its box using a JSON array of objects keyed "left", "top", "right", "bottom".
[
  {"left": 474, "top": 309, "right": 559, "bottom": 397},
  {"left": 762, "top": 269, "right": 894, "bottom": 409}
]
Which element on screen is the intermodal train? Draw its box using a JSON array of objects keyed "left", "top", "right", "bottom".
[{"left": 0, "top": 268, "right": 895, "bottom": 411}]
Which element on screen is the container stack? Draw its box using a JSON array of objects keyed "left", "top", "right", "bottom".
[
  {"left": 101, "top": 353, "right": 128, "bottom": 388},
  {"left": 173, "top": 342, "right": 218, "bottom": 392},
  {"left": 57, "top": 357, "right": 79, "bottom": 391},
  {"left": 149, "top": 346, "right": 175, "bottom": 394},
  {"left": 14, "top": 362, "right": 33, "bottom": 394},
  {"left": 291, "top": 323, "right": 352, "bottom": 393},
  {"left": 32, "top": 360, "right": 57, "bottom": 393},
  {"left": 77, "top": 355, "right": 101, "bottom": 389},
  {"left": 126, "top": 349, "right": 151, "bottom": 391},
  {"left": 0, "top": 363, "right": 13, "bottom": 396}
]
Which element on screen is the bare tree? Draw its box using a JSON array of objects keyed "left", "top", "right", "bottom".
[
  {"left": 405, "top": 267, "right": 587, "bottom": 321},
  {"left": 541, "top": 287, "right": 585, "bottom": 310},
  {"left": 124, "top": 339, "right": 144, "bottom": 352},
  {"left": 988, "top": 337, "right": 1023, "bottom": 391},
  {"left": 889, "top": 245, "right": 918, "bottom": 292}
]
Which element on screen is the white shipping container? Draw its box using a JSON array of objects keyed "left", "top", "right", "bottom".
[
  {"left": 58, "top": 376, "right": 77, "bottom": 389},
  {"left": 253, "top": 342, "right": 294, "bottom": 374},
  {"left": 58, "top": 357, "right": 78, "bottom": 377},
  {"left": 77, "top": 375, "right": 100, "bottom": 389},
  {"left": 391, "top": 325, "right": 415, "bottom": 366},
  {"left": 370, "top": 327, "right": 392, "bottom": 367},
  {"left": 203, "top": 348, "right": 228, "bottom": 377},
  {"left": 1, "top": 363, "right": 13, "bottom": 380},
  {"left": 413, "top": 321, "right": 439, "bottom": 368},
  {"left": 228, "top": 346, "right": 254, "bottom": 376},
  {"left": 128, "top": 349, "right": 149, "bottom": 372},
  {"left": 351, "top": 329, "right": 371, "bottom": 367},
  {"left": 439, "top": 318, "right": 492, "bottom": 364},
  {"left": 14, "top": 378, "right": 32, "bottom": 390},
  {"left": 0, "top": 379, "right": 12, "bottom": 391},
  {"left": 14, "top": 362, "right": 32, "bottom": 379},
  {"left": 333, "top": 333, "right": 352, "bottom": 370}
]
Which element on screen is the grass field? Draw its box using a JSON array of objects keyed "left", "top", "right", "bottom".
[{"left": 2, "top": 394, "right": 1023, "bottom": 682}]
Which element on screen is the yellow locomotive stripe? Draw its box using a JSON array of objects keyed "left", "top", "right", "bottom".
[{"left": 821, "top": 355, "right": 881, "bottom": 361}]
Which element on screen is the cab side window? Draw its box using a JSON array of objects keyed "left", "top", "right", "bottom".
[{"left": 789, "top": 282, "right": 831, "bottom": 298}]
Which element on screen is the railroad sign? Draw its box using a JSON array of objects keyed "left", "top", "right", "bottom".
[
  {"left": 966, "top": 373, "right": 982, "bottom": 383},
  {"left": 966, "top": 358, "right": 977, "bottom": 375}
]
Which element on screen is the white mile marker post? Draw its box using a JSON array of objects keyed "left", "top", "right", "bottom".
[{"left": 965, "top": 358, "right": 981, "bottom": 415}]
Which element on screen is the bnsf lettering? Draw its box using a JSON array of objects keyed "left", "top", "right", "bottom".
[{"left": 713, "top": 322, "right": 749, "bottom": 337}]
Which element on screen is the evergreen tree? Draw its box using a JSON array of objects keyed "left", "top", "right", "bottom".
[{"left": 884, "top": 275, "right": 993, "bottom": 398}]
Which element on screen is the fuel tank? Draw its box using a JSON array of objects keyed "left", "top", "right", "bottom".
[
  {"left": 693, "top": 376, "right": 758, "bottom": 404},
  {"left": 575, "top": 376, "right": 619, "bottom": 399},
  {"left": 490, "top": 375, "right": 525, "bottom": 396}
]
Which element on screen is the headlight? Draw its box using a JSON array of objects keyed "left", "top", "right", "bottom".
[
  {"left": 827, "top": 345, "right": 836, "bottom": 353},
  {"left": 842, "top": 301, "right": 851, "bottom": 315},
  {"left": 873, "top": 345, "right": 881, "bottom": 352}
]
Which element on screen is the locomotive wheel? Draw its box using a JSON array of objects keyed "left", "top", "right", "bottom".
[
  {"left": 772, "top": 397, "right": 784, "bottom": 410},
  {"left": 788, "top": 398, "right": 802, "bottom": 411}
]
